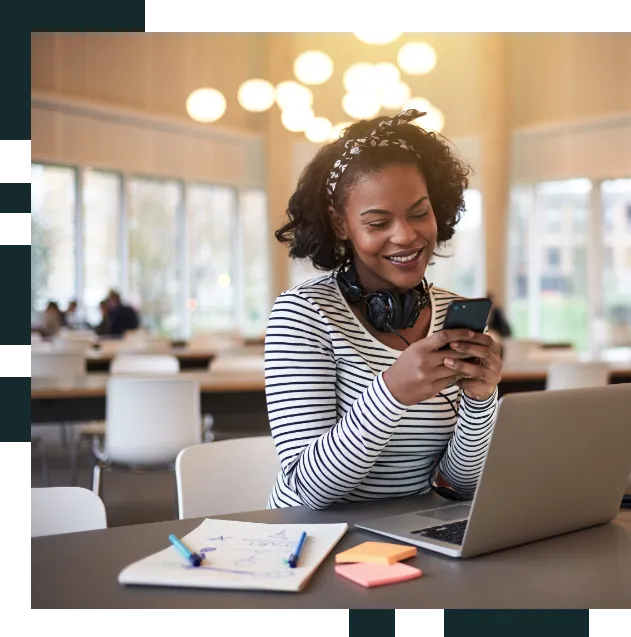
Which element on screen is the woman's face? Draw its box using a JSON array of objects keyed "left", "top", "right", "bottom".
[{"left": 332, "top": 163, "right": 438, "bottom": 293}]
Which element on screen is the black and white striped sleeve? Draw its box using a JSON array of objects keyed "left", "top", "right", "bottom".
[
  {"left": 264, "top": 291, "right": 409, "bottom": 509},
  {"left": 439, "top": 389, "right": 498, "bottom": 496}
]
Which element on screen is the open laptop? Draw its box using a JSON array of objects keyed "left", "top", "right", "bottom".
[{"left": 355, "top": 383, "right": 631, "bottom": 558}]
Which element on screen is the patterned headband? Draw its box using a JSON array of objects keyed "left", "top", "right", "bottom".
[{"left": 325, "top": 108, "right": 427, "bottom": 203}]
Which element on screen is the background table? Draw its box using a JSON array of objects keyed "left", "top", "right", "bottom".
[
  {"left": 32, "top": 494, "right": 631, "bottom": 608},
  {"left": 31, "top": 364, "right": 631, "bottom": 428},
  {"left": 31, "top": 371, "right": 268, "bottom": 436},
  {"left": 86, "top": 348, "right": 215, "bottom": 372}
]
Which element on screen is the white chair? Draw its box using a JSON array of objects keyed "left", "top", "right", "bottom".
[
  {"left": 71, "top": 354, "right": 181, "bottom": 484},
  {"left": 31, "top": 487, "right": 107, "bottom": 537},
  {"left": 208, "top": 354, "right": 265, "bottom": 374},
  {"left": 501, "top": 338, "right": 541, "bottom": 363},
  {"left": 175, "top": 436, "right": 280, "bottom": 519},
  {"left": 110, "top": 354, "right": 180, "bottom": 375},
  {"left": 545, "top": 362, "right": 611, "bottom": 390},
  {"left": 31, "top": 352, "right": 86, "bottom": 455},
  {"left": 31, "top": 352, "right": 86, "bottom": 378},
  {"left": 189, "top": 331, "right": 245, "bottom": 353},
  {"left": 91, "top": 377, "right": 202, "bottom": 497}
]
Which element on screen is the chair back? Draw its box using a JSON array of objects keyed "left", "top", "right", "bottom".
[
  {"left": 175, "top": 436, "right": 280, "bottom": 519},
  {"left": 546, "top": 361, "right": 611, "bottom": 390},
  {"left": 106, "top": 377, "right": 201, "bottom": 465},
  {"left": 31, "top": 487, "right": 107, "bottom": 537},
  {"left": 110, "top": 354, "right": 179, "bottom": 375},
  {"left": 31, "top": 352, "right": 86, "bottom": 378},
  {"left": 208, "top": 354, "right": 265, "bottom": 374},
  {"left": 501, "top": 338, "right": 540, "bottom": 362}
]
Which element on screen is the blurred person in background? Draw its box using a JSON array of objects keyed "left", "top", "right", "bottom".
[
  {"left": 94, "top": 300, "right": 110, "bottom": 336},
  {"left": 107, "top": 290, "right": 140, "bottom": 336},
  {"left": 40, "top": 301, "right": 64, "bottom": 337},
  {"left": 487, "top": 291, "right": 512, "bottom": 339}
]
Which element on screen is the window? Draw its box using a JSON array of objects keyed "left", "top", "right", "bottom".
[
  {"left": 546, "top": 247, "right": 561, "bottom": 269},
  {"left": 31, "top": 164, "right": 77, "bottom": 320},
  {"left": 83, "top": 170, "right": 121, "bottom": 326},
  {"left": 188, "top": 184, "right": 237, "bottom": 333},
  {"left": 602, "top": 179, "right": 631, "bottom": 348},
  {"left": 537, "top": 180, "right": 591, "bottom": 349},
  {"left": 127, "top": 177, "right": 183, "bottom": 337},
  {"left": 240, "top": 189, "right": 271, "bottom": 337},
  {"left": 427, "top": 188, "right": 484, "bottom": 298},
  {"left": 545, "top": 207, "right": 563, "bottom": 233}
]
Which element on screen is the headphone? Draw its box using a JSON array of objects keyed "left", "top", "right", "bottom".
[{"left": 336, "top": 262, "right": 431, "bottom": 333}]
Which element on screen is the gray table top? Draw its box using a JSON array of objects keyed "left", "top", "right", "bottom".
[{"left": 32, "top": 495, "right": 631, "bottom": 609}]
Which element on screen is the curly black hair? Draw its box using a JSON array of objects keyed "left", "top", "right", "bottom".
[{"left": 275, "top": 114, "right": 471, "bottom": 271}]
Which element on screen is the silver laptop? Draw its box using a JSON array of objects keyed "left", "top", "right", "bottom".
[{"left": 355, "top": 383, "right": 631, "bottom": 559}]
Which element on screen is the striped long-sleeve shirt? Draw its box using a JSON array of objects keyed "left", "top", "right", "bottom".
[{"left": 265, "top": 273, "right": 498, "bottom": 510}]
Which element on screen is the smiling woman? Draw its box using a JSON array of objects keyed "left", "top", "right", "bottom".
[{"left": 266, "top": 109, "right": 502, "bottom": 510}]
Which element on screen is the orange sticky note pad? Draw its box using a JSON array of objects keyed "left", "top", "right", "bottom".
[
  {"left": 335, "top": 541, "right": 417, "bottom": 565},
  {"left": 335, "top": 562, "right": 422, "bottom": 588}
]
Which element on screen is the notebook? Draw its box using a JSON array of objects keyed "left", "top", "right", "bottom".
[{"left": 118, "top": 518, "right": 348, "bottom": 593}]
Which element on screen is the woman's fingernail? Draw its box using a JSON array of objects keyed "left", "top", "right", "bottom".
[
  {"left": 451, "top": 342, "right": 460, "bottom": 348},
  {"left": 445, "top": 358, "right": 455, "bottom": 367}
]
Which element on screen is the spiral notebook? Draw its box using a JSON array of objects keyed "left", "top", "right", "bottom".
[{"left": 118, "top": 518, "right": 348, "bottom": 593}]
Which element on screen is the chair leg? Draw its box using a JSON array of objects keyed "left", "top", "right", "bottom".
[
  {"left": 60, "top": 424, "right": 70, "bottom": 451},
  {"left": 203, "top": 414, "right": 215, "bottom": 443},
  {"left": 40, "top": 447, "right": 51, "bottom": 487},
  {"left": 70, "top": 437, "right": 82, "bottom": 487},
  {"left": 92, "top": 463, "right": 103, "bottom": 497}
]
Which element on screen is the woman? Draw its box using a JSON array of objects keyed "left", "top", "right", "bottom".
[{"left": 266, "top": 109, "right": 502, "bottom": 510}]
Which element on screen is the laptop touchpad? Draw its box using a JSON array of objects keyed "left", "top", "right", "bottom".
[{"left": 416, "top": 504, "right": 471, "bottom": 522}]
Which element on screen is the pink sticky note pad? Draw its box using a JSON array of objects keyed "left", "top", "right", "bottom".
[{"left": 335, "top": 562, "right": 423, "bottom": 588}]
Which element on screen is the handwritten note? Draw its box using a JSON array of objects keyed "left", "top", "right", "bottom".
[{"left": 118, "top": 519, "right": 348, "bottom": 593}]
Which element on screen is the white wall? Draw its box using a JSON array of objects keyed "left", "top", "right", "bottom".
[
  {"left": 31, "top": 92, "right": 265, "bottom": 188},
  {"left": 511, "top": 112, "right": 631, "bottom": 183}
]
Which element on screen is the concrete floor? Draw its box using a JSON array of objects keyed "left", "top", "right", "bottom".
[{"left": 31, "top": 424, "right": 260, "bottom": 527}]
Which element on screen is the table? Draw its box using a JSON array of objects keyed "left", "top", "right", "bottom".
[
  {"left": 31, "top": 362, "right": 631, "bottom": 427},
  {"left": 86, "top": 348, "right": 216, "bottom": 372},
  {"left": 31, "top": 494, "right": 631, "bottom": 608},
  {"left": 31, "top": 371, "right": 268, "bottom": 435}
]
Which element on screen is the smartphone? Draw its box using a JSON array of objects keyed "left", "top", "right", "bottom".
[{"left": 439, "top": 298, "right": 492, "bottom": 351}]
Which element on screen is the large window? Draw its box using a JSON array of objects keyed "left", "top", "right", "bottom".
[
  {"left": 240, "top": 189, "right": 271, "bottom": 337},
  {"left": 188, "top": 184, "right": 237, "bottom": 333},
  {"left": 30, "top": 163, "right": 271, "bottom": 339},
  {"left": 83, "top": 170, "right": 121, "bottom": 326},
  {"left": 507, "top": 178, "right": 631, "bottom": 353},
  {"left": 128, "top": 178, "right": 183, "bottom": 337},
  {"left": 602, "top": 179, "right": 631, "bottom": 348},
  {"left": 427, "top": 189, "right": 484, "bottom": 298},
  {"left": 31, "top": 164, "right": 77, "bottom": 319}
]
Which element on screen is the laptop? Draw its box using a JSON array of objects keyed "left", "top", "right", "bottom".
[{"left": 355, "top": 383, "right": 631, "bottom": 558}]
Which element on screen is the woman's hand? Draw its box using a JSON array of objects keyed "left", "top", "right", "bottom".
[
  {"left": 382, "top": 329, "right": 484, "bottom": 406},
  {"left": 445, "top": 333, "right": 503, "bottom": 401}
]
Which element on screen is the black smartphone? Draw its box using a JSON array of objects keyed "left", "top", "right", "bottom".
[{"left": 439, "top": 298, "right": 493, "bottom": 351}]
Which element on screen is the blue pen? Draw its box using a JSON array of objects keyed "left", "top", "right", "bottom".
[
  {"left": 168, "top": 534, "right": 204, "bottom": 567},
  {"left": 288, "top": 531, "right": 307, "bottom": 568}
]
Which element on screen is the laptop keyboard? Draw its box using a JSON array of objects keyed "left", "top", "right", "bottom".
[{"left": 410, "top": 519, "right": 468, "bottom": 545}]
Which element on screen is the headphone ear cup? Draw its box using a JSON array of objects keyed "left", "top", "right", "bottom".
[{"left": 365, "top": 291, "right": 400, "bottom": 331}]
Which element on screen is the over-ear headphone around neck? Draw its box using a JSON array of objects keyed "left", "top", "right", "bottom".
[{"left": 336, "top": 262, "right": 432, "bottom": 332}]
